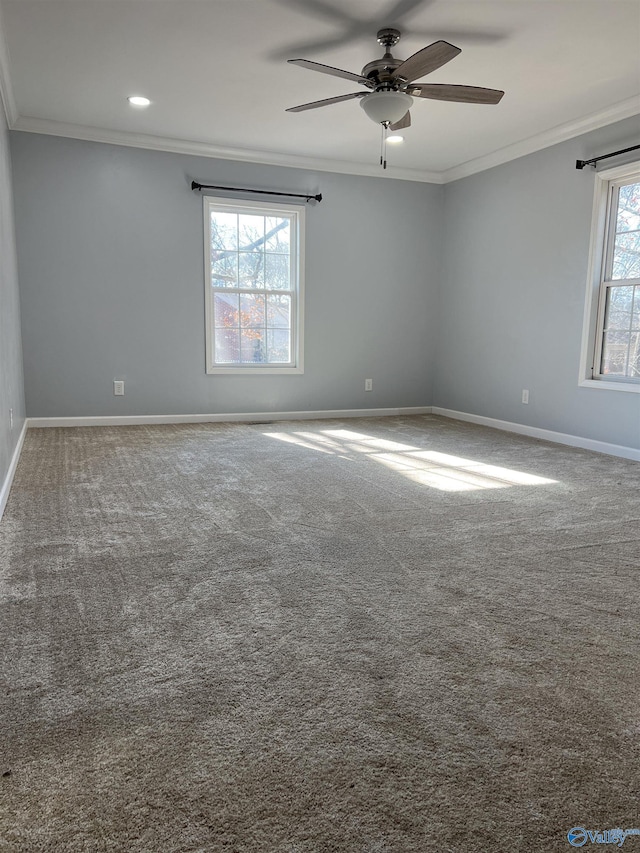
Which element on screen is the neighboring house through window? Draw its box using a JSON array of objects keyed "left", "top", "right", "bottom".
[
  {"left": 203, "top": 196, "right": 304, "bottom": 374},
  {"left": 580, "top": 162, "right": 640, "bottom": 392}
]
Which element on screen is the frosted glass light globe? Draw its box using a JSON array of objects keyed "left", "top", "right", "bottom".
[{"left": 360, "top": 91, "right": 413, "bottom": 125}]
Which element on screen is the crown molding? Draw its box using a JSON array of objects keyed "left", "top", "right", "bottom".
[
  {"left": 9, "top": 96, "right": 640, "bottom": 185},
  {"left": 441, "top": 96, "right": 640, "bottom": 183},
  {"left": 11, "top": 116, "right": 444, "bottom": 184},
  {"left": 0, "top": 3, "right": 17, "bottom": 126}
]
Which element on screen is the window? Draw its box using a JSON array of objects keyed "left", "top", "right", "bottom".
[
  {"left": 203, "top": 196, "right": 304, "bottom": 374},
  {"left": 580, "top": 163, "right": 640, "bottom": 391}
]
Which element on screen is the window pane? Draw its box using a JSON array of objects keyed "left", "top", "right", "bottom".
[
  {"left": 214, "top": 292, "right": 239, "bottom": 327},
  {"left": 264, "top": 253, "right": 290, "bottom": 290},
  {"left": 240, "top": 328, "right": 266, "bottom": 363},
  {"left": 601, "top": 330, "right": 630, "bottom": 375},
  {"left": 612, "top": 230, "right": 640, "bottom": 280},
  {"left": 630, "top": 332, "right": 640, "bottom": 376},
  {"left": 240, "top": 293, "right": 265, "bottom": 328},
  {"left": 612, "top": 250, "right": 640, "bottom": 281},
  {"left": 210, "top": 211, "right": 238, "bottom": 251},
  {"left": 633, "top": 286, "right": 640, "bottom": 330},
  {"left": 604, "top": 286, "right": 633, "bottom": 331},
  {"left": 215, "top": 328, "right": 240, "bottom": 363},
  {"left": 211, "top": 253, "right": 238, "bottom": 287},
  {"left": 265, "top": 217, "right": 290, "bottom": 253},
  {"left": 267, "top": 294, "right": 291, "bottom": 328},
  {"left": 238, "top": 214, "right": 264, "bottom": 251},
  {"left": 267, "top": 328, "right": 291, "bottom": 363},
  {"left": 238, "top": 252, "right": 264, "bottom": 288},
  {"left": 616, "top": 182, "right": 640, "bottom": 233}
]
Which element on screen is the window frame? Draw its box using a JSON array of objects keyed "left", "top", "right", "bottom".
[
  {"left": 203, "top": 195, "right": 305, "bottom": 375},
  {"left": 579, "top": 161, "right": 640, "bottom": 393}
]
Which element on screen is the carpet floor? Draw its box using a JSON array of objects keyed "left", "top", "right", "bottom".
[{"left": 0, "top": 415, "right": 638, "bottom": 852}]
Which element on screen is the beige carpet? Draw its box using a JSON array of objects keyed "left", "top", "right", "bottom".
[{"left": 0, "top": 415, "right": 639, "bottom": 852}]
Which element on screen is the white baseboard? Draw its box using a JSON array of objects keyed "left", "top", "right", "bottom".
[
  {"left": 0, "top": 421, "right": 27, "bottom": 520},
  {"left": 26, "top": 406, "right": 433, "bottom": 429},
  {"left": 432, "top": 407, "right": 640, "bottom": 462},
  {"left": 21, "top": 406, "right": 640, "bottom": 463}
]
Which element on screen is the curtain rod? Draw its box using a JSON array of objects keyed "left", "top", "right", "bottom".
[
  {"left": 191, "top": 181, "right": 322, "bottom": 202},
  {"left": 576, "top": 143, "right": 640, "bottom": 170}
]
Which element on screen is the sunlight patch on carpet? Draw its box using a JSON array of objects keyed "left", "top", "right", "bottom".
[{"left": 264, "top": 428, "right": 558, "bottom": 492}]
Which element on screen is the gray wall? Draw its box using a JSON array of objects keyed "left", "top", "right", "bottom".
[
  {"left": 0, "top": 108, "right": 25, "bottom": 492},
  {"left": 437, "top": 115, "right": 640, "bottom": 450},
  {"left": 11, "top": 133, "right": 443, "bottom": 417},
  {"left": 9, "top": 118, "right": 640, "bottom": 451}
]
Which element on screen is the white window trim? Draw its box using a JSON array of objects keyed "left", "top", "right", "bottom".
[
  {"left": 579, "top": 160, "right": 640, "bottom": 394},
  {"left": 203, "top": 195, "right": 305, "bottom": 375}
]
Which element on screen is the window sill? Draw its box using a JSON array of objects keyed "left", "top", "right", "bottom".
[
  {"left": 207, "top": 366, "right": 304, "bottom": 375},
  {"left": 579, "top": 378, "right": 640, "bottom": 394}
]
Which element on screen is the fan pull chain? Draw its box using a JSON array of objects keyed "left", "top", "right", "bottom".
[{"left": 380, "top": 124, "right": 388, "bottom": 170}]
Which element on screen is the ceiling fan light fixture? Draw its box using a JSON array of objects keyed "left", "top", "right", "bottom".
[
  {"left": 360, "top": 91, "right": 413, "bottom": 125},
  {"left": 387, "top": 134, "right": 404, "bottom": 144}
]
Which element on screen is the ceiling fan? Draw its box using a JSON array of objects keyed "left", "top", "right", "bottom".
[{"left": 286, "top": 28, "right": 504, "bottom": 156}]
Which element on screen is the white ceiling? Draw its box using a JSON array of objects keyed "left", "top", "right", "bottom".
[{"left": 1, "top": 0, "right": 639, "bottom": 182}]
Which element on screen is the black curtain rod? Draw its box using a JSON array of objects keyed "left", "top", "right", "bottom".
[
  {"left": 576, "top": 143, "right": 640, "bottom": 170},
  {"left": 191, "top": 181, "right": 322, "bottom": 202}
]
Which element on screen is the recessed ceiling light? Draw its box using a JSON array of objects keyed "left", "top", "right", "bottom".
[
  {"left": 128, "top": 96, "right": 151, "bottom": 107},
  {"left": 387, "top": 135, "right": 404, "bottom": 144}
]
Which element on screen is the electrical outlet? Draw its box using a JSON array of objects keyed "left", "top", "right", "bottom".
[
  {"left": 365, "top": 379, "right": 373, "bottom": 392},
  {"left": 113, "top": 380, "right": 125, "bottom": 396},
  {"left": 522, "top": 389, "right": 529, "bottom": 404}
]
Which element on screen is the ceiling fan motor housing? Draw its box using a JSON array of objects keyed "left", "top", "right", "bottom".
[
  {"left": 362, "top": 29, "right": 402, "bottom": 83},
  {"left": 361, "top": 57, "right": 402, "bottom": 83}
]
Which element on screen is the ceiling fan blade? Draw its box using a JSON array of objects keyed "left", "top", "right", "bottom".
[
  {"left": 393, "top": 40, "right": 461, "bottom": 83},
  {"left": 383, "top": 0, "right": 428, "bottom": 26},
  {"left": 272, "top": 34, "right": 358, "bottom": 61},
  {"left": 271, "top": 0, "right": 439, "bottom": 60},
  {"left": 410, "top": 84, "right": 505, "bottom": 104},
  {"left": 273, "top": 0, "right": 357, "bottom": 26},
  {"left": 288, "top": 58, "right": 372, "bottom": 87},
  {"left": 389, "top": 110, "right": 411, "bottom": 131},
  {"left": 286, "top": 92, "right": 366, "bottom": 113}
]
